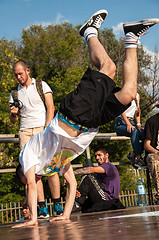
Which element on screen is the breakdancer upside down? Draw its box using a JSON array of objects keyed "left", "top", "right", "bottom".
[{"left": 13, "top": 10, "right": 159, "bottom": 228}]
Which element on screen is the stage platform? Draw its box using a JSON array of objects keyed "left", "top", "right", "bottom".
[{"left": 1, "top": 205, "right": 159, "bottom": 240}]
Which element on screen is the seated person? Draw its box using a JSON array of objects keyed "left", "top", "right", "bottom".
[
  {"left": 115, "top": 93, "right": 145, "bottom": 168},
  {"left": 144, "top": 109, "right": 159, "bottom": 203},
  {"left": 73, "top": 146, "right": 125, "bottom": 213},
  {"left": 17, "top": 197, "right": 30, "bottom": 222}
]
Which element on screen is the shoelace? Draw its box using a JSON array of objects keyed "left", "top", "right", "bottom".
[
  {"left": 92, "top": 15, "right": 103, "bottom": 28},
  {"left": 137, "top": 26, "right": 149, "bottom": 37}
]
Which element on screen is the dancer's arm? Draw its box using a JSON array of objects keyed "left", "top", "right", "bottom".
[
  {"left": 50, "top": 163, "right": 77, "bottom": 221},
  {"left": 12, "top": 166, "right": 38, "bottom": 228}
]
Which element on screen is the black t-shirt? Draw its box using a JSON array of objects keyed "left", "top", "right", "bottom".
[{"left": 144, "top": 113, "right": 159, "bottom": 157}]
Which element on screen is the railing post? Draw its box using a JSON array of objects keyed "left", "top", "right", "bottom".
[
  {"left": 14, "top": 203, "right": 17, "bottom": 222},
  {"left": 131, "top": 190, "right": 134, "bottom": 206},
  {"left": 128, "top": 190, "right": 131, "bottom": 206},
  {"left": 6, "top": 203, "right": 8, "bottom": 223},
  {"left": 10, "top": 202, "right": 13, "bottom": 223},
  {"left": 121, "top": 191, "right": 125, "bottom": 206},
  {"left": 18, "top": 202, "right": 21, "bottom": 220},
  {"left": 1, "top": 204, "right": 4, "bottom": 224},
  {"left": 85, "top": 146, "right": 93, "bottom": 166},
  {"left": 61, "top": 197, "right": 64, "bottom": 209},
  {"left": 49, "top": 198, "right": 53, "bottom": 217}
]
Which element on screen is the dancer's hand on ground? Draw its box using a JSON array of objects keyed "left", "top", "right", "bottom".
[
  {"left": 12, "top": 220, "right": 38, "bottom": 228},
  {"left": 50, "top": 215, "right": 70, "bottom": 222}
]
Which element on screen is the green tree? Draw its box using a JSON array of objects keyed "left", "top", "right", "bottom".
[
  {"left": 16, "top": 23, "right": 88, "bottom": 109},
  {"left": 0, "top": 39, "right": 20, "bottom": 168}
]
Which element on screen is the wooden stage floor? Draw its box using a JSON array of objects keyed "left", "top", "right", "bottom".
[{"left": 1, "top": 205, "right": 159, "bottom": 240}]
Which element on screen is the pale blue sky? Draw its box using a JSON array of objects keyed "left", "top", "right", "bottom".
[{"left": 0, "top": 0, "right": 159, "bottom": 53}]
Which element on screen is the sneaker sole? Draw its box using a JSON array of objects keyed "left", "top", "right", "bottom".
[
  {"left": 131, "top": 164, "right": 138, "bottom": 170},
  {"left": 79, "top": 9, "right": 108, "bottom": 36},
  {"left": 38, "top": 214, "right": 50, "bottom": 219},
  {"left": 53, "top": 211, "right": 63, "bottom": 216},
  {"left": 124, "top": 18, "right": 159, "bottom": 28},
  {"left": 134, "top": 164, "right": 147, "bottom": 169}
]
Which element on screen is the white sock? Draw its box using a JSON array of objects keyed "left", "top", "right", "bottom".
[
  {"left": 125, "top": 32, "right": 139, "bottom": 48},
  {"left": 84, "top": 27, "right": 98, "bottom": 41}
]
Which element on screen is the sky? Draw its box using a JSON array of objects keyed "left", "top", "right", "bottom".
[{"left": 0, "top": 0, "right": 159, "bottom": 54}]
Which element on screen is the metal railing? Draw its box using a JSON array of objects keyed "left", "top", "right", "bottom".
[
  {"left": 0, "top": 133, "right": 130, "bottom": 143},
  {"left": 0, "top": 133, "right": 131, "bottom": 174}
]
